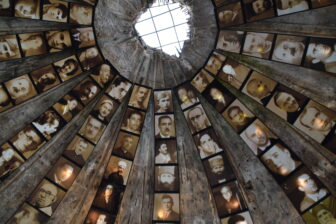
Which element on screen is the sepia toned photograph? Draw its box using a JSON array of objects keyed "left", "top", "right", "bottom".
[
  {"left": 304, "top": 37, "right": 336, "bottom": 74},
  {"left": 0, "top": 84, "right": 13, "bottom": 112},
  {"left": 84, "top": 207, "right": 115, "bottom": 224},
  {"left": 281, "top": 167, "right": 328, "bottom": 212},
  {"left": 155, "top": 139, "right": 177, "bottom": 164},
  {"left": 0, "top": 143, "right": 24, "bottom": 178},
  {"left": 202, "top": 80, "right": 235, "bottom": 112},
  {"left": 72, "top": 77, "right": 101, "bottom": 105},
  {"left": 54, "top": 55, "right": 82, "bottom": 82},
  {"left": 78, "top": 46, "right": 103, "bottom": 71},
  {"left": 276, "top": 0, "right": 309, "bottom": 15},
  {"left": 45, "top": 30, "right": 72, "bottom": 52},
  {"left": 191, "top": 70, "right": 214, "bottom": 93},
  {"left": 221, "top": 211, "right": 254, "bottom": 224},
  {"left": 4, "top": 74, "right": 37, "bottom": 105},
  {"left": 7, "top": 203, "right": 48, "bottom": 224},
  {"left": 91, "top": 63, "right": 115, "bottom": 88},
  {"left": 153, "top": 193, "right": 180, "bottom": 221},
  {"left": 0, "top": 35, "right": 21, "bottom": 61},
  {"left": 113, "top": 131, "right": 139, "bottom": 160},
  {"left": 53, "top": 94, "right": 83, "bottom": 122},
  {"left": 32, "top": 109, "right": 65, "bottom": 140},
  {"left": 176, "top": 83, "right": 199, "bottom": 110},
  {"left": 63, "top": 135, "right": 95, "bottom": 166},
  {"left": 272, "top": 35, "right": 307, "bottom": 65},
  {"left": 121, "top": 108, "right": 145, "bottom": 135},
  {"left": 106, "top": 76, "right": 132, "bottom": 102},
  {"left": 311, "top": 0, "right": 335, "bottom": 8},
  {"left": 155, "top": 114, "right": 176, "bottom": 139},
  {"left": 266, "top": 84, "right": 308, "bottom": 123},
  {"left": 217, "top": 2, "right": 244, "bottom": 28},
  {"left": 194, "top": 128, "right": 223, "bottom": 159},
  {"left": 92, "top": 95, "right": 118, "bottom": 124},
  {"left": 71, "top": 27, "right": 96, "bottom": 49},
  {"left": 0, "top": 0, "right": 13, "bottom": 17},
  {"left": 70, "top": 3, "right": 93, "bottom": 25},
  {"left": 14, "top": 0, "right": 40, "bottom": 19},
  {"left": 155, "top": 165, "right": 179, "bottom": 192},
  {"left": 104, "top": 156, "right": 132, "bottom": 186},
  {"left": 79, "top": 115, "right": 106, "bottom": 144},
  {"left": 154, "top": 90, "right": 173, "bottom": 113},
  {"left": 19, "top": 32, "right": 47, "bottom": 57},
  {"left": 302, "top": 196, "right": 336, "bottom": 224},
  {"left": 46, "top": 156, "right": 81, "bottom": 189},
  {"left": 240, "top": 119, "right": 278, "bottom": 156},
  {"left": 222, "top": 99, "right": 255, "bottom": 133},
  {"left": 10, "top": 125, "right": 45, "bottom": 159},
  {"left": 184, "top": 104, "right": 211, "bottom": 134},
  {"left": 213, "top": 181, "right": 246, "bottom": 217},
  {"left": 30, "top": 65, "right": 60, "bottom": 93},
  {"left": 28, "top": 179, "right": 66, "bottom": 216},
  {"left": 243, "top": 32, "right": 274, "bottom": 59},
  {"left": 216, "top": 30, "right": 245, "bottom": 53},
  {"left": 129, "top": 85, "right": 151, "bottom": 110},
  {"left": 42, "top": 0, "right": 68, "bottom": 22},
  {"left": 203, "top": 154, "right": 235, "bottom": 186},
  {"left": 242, "top": 71, "right": 277, "bottom": 105},
  {"left": 218, "top": 59, "right": 251, "bottom": 90},
  {"left": 93, "top": 180, "right": 124, "bottom": 214},
  {"left": 294, "top": 100, "right": 336, "bottom": 143},
  {"left": 205, "top": 52, "right": 226, "bottom": 75},
  {"left": 242, "top": 0, "right": 275, "bottom": 22}
]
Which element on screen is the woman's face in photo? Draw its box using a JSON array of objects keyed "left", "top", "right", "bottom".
[
  {"left": 15, "top": 0, "right": 36, "bottom": 17},
  {"left": 48, "top": 31, "right": 71, "bottom": 49},
  {"left": 46, "top": 5, "right": 65, "bottom": 20}
]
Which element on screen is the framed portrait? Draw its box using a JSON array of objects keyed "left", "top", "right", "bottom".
[
  {"left": 92, "top": 95, "right": 118, "bottom": 124},
  {"left": 221, "top": 211, "right": 253, "bottom": 224},
  {"left": 155, "top": 139, "right": 177, "bottom": 164},
  {"left": 92, "top": 180, "right": 124, "bottom": 214},
  {"left": 155, "top": 114, "right": 176, "bottom": 139},
  {"left": 14, "top": 0, "right": 40, "bottom": 19},
  {"left": 7, "top": 203, "right": 48, "bottom": 224},
  {"left": 203, "top": 154, "right": 235, "bottom": 186},
  {"left": 91, "top": 63, "right": 116, "bottom": 88},
  {"left": 79, "top": 115, "right": 106, "bottom": 144},
  {"left": 218, "top": 59, "right": 251, "bottom": 90},
  {"left": 84, "top": 208, "right": 115, "bottom": 224},
  {"left": 213, "top": 181, "right": 246, "bottom": 217},
  {"left": 243, "top": 32, "right": 274, "bottom": 59},
  {"left": 106, "top": 76, "right": 132, "bottom": 102},
  {"left": 217, "top": 2, "right": 244, "bottom": 28},
  {"left": 240, "top": 119, "right": 278, "bottom": 156},
  {"left": 121, "top": 108, "right": 145, "bottom": 135},
  {"left": 302, "top": 196, "right": 336, "bottom": 224},
  {"left": 53, "top": 55, "right": 82, "bottom": 82},
  {"left": 104, "top": 156, "right": 132, "bottom": 186},
  {"left": 72, "top": 77, "right": 101, "bottom": 105},
  {"left": 30, "top": 65, "right": 61, "bottom": 93},
  {"left": 276, "top": 0, "right": 309, "bottom": 15},
  {"left": 32, "top": 109, "right": 65, "bottom": 140},
  {"left": 242, "top": 71, "right": 277, "bottom": 105},
  {"left": 204, "top": 52, "right": 226, "bottom": 75},
  {"left": 322, "top": 128, "right": 336, "bottom": 154},
  {"left": 0, "top": 84, "right": 13, "bottom": 112},
  {"left": 293, "top": 100, "right": 336, "bottom": 143},
  {"left": 271, "top": 35, "right": 307, "bottom": 65},
  {"left": 129, "top": 85, "right": 152, "bottom": 110},
  {"left": 184, "top": 104, "right": 211, "bottom": 134},
  {"left": 70, "top": 3, "right": 93, "bottom": 25},
  {"left": 45, "top": 30, "right": 72, "bottom": 52},
  {"left": 53, "top": 94, "right": 84, "bottom": 122},
  {"left": 46, "top": 156, "right": 81, "bottom": 190},
  {"left": 303, "top": 37, "right": 336, "bottom": 74},
  {"left": 281, "top": 167, "right": 329, "bottom": 212},
  {"left": 10, "top": 125, "right": 45, "bottom": 159},
  {"left": 78, "top": 46, "right": 103, "bottom": 71},
  {"left": 0, "top": 142, "right": 24, "bottom": 178},
  {"left": 266, "top": 84, "right": 308, "bottom": 123},
  {"left": 154, "top": 90, "right": 173, "bottom": 113},
  {"left": 42, "top": 0, "right": 68, "bottom": 23},
  {"left": 18, "top": 32, "right": 47, "bottom": 57},
  {"left": 175, "top": 83, "right": 199, "bottom": 110},
  {"left": 153, "top": 193, "right": 180, "bottom": 221},
  {"left": 0, "top": 0, "right": 13, "bottom": 17},
  {"left": 71, "top": 27, "right": 96, "bottom": 49},
  {"left": 202, "top": 80, "right": 235, "bottom": 112},
  {"left": 311, "top": 0, "right": 335, "bottom": 8},
  {"left": 191, "top": 70, "right": 214, "bottom": 93},
  {"left": 112, "top": 131, "right": 139, "bottom": 160},
  {"left": 0, "top": 35, "right": 21, "bottom": 61},
  {"left": 4, "top": 74, "right": 37, "bottom": 105},
  {"left": 63, "top": 135, "right": 95, "bottom": 166},
  {"left": 28, "top": 179, "right": 66, "bottom": 216},
  {"left": 155, "top": 165, "right": 179, "bottom": 192},
  {"left": 216, "top": 30, "right": 245, "bottom": 53},
  {"left": 242, "top": 0, "right": 275, "bottom": 22},
  {"left": 222, "top": 99, "right": 255, "bottom": 133},
  {"left": 194, "top": 128, "right": 223, "bottom": 159}
]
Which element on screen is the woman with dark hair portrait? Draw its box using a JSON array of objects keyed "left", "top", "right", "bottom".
[
  {"left": 42, "top": 0, "right": 68, "bottom": 22},
  {"left": 217, "top": 30, "right": 244, "bottom": 53},
  {"left": 32, "top": 110, "right": 63, "bottom": 139},
  {"left": 0, "top": 35, "right": 21, "bottom": 61},
  {"left": 78, "top": 47, "right": 103, "bottom": 71},
  {"left": 45, "top": 30, "right": 72, "bottom": 52},
  {"left": 73, "top": 79, "right": 100, "bottom": 105},
  {"left": 19, "top": 33, "right": 47, "bottom": 57},
  {"left": 54, "top": 56, "right": 81, "bottom": 81},
  {"left": 30, "top": 65, "right": 60, "bottom": 92},
  {"left": 53, "top": 94, "right": 83, "bottom": 121},
  {"left": 14, "top": 0, "right": 40, "bottom": 19}
]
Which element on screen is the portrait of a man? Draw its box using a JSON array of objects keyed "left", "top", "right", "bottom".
[
  {"left": 276, "top": 0, "right": 309, "bottom": 15},
  {"left": 63, "top": 135, "right": 94, "bottom": 166},
  {"left": 243, "top": 32, "right": 274, "bottom": 59},
  {"left": 216, "top": 30, "right": 245, "bottom": 53},
  {"left": 84, "top": 208, "right": 115, "bottom": 224},
  {"left": 93, "top": 181, "right": 123, "bottom": 214},
  {"left": 191, "top": 70, "right": 214, "bottom": 93},
  {"left": 155, "top": 114, "right": 175, "bottom": 139},
  {"left": 184, "top": 105, "right": 211, "bottom": 134},
  {"left": 105, "top": 156, "right": 132, "bottom": 186},
  {"left": 53, "top": 94, "right": 83, "bottom": 122},
  {"left": 7, "top": 203, "right": 48, "bottom": 224},
  {"left": 32, "top": 109, "right": 64, "bottom": 140},
  {"left": 30, "top": 65, "right": 61, "bottom": 93},
  {"left": 79, "top": 115, "right": 106, "bottom": 144},
  {"left": 71, "top": 27, "right": 96, "bottom": 49},
  {"left": 92, "top": 96, "right": 117, "bottom": 123},
  {"left": 221, "top": 211, "right": 253, "bottom": 224},
  {"left": 121, "top": 108, "right": 145, "bottom": 135},
  {"left": 129, "top": 85, "right": 151, "bottom": 110},
  {"left": 153, "top": 193, "right": 179, "bottom": 221},
  {"left": 45, "top": 30, "right": 72, "bottom": 52},
  {"left": 302, "top": 196, "right": 336, "bottom": 224},
  {"left": 113, "top": 132, "right": 139, "bottom": 160},
  {"left": 204, "top": 154, "right": 235, "bottom": 186},
  {"left": 54, "top": 55, "right": 82, "bottom": 82},
  {"left": 155, "top": 166, "right": 179, "bottom": 192},
  {"left": 242, "top": 0, "right": 275, "bottom": 22},
  {"left": 4, "top": 74, "right": 37, "bottom": 104},
  {"left": 154, "top": 90, "right": 173, "bottom": 113},
  {"left": 0, "top": 84, "right": 12, "bottom": 112},
  {"left": 42, "top": 0, "right": 68, "bottom": 23},
  {"left": 106, "top": 76, "right": 132, "bottom": 102},
  {"left": 14, "top": 0, "right": 40, "bottom": 19},
  {"left": 19, "top": 32, "right": 47, "bottom": 57},
  {"left": 0, "top": 143, "right": 24, "bottom": 178},
  {"left": 205, "top": 52, "right": 226, "bottom": 75},
  {"left": 28, "top": 179, "right": 65, "bottom": 216},
  {"left": 194, "top": 128, "right": 223, "bottom": 159},
  {"left": 72, "top": 78, "right": 100, "bottom": 105},
  {"left": 176, "top": 84, "right": 199, "bottom": 110},
  {"left": 78, "top": 47, "right": 103, "bottom": 71},
  {"left": 70, "top": 3, "right": 93, "bottom": 25},
  {"left": 217, "top": 2, "right": 244, "bottom": 28},
  {"left": 0, "top": 35, "right": 21, "bottom": 61},
  {"left": 155, "top": 139, "right": 177, "bottom": 164},
  {"left": 91, "top": 63, "right": 115, "bottom": 88},
  {"left": 218, "top": 59, "right": 251, "bottom": 90},
  {"left": 203, "top": 81, "right": 235, "bottom": 112}
]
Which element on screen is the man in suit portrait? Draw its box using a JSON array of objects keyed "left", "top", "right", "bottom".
[
  {"left": 113, "top": 134, "right": 136, "bottom": 160},
  {"left": 155, "top": 166, "right": 179, "bottom": 192},
  {"left": 64, "top": 137, "right": 91, "bottom": 166},
  {"left": 93, "top": 182, "right": 121, "bottom": 213},
  {"left": 216, "top": 184, "right": 245, "bottom": 217},
  {"left": 155, "top": 115, "right": 175, "bottom": 138},
  {"left": 156, "top": 194, "right": 179, "bottom": 221},
  {"left": 186, "top": 105, "right": 211, "bottom": 133},
  {"left": 107, "top": 160, "right": 127, "bottom": 185},
  {"left": 206, "top": 155, "right": 234, "bottom": 186},
  {"left": 129, "top": 85, "right": 150, "bottom": 110}
]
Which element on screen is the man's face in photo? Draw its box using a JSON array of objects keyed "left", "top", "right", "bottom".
[
  {"left": 47, "top": 31, "right": 71, "bottom": 49},
  {"left": 193, "top": 73, "right": 209, "bottom": 90},
  {"left": 75, "top": 140, "right": 88, "bottom": 155},
  {"left": 158, "top": 143, "right": 168, "bottom": 154},
  {"left": 34, "top": 183, "right": 57, "bottom": 208},
  {"left": 274, "top": 92, "right": 299, "bottom": 112},
  {"left": 300, "top": 107, "right": 333, "bottom": 132},
  {"left": 7, "top": 77, "right": 31, "bottom": 99},
  {"left": 307, "top": 43, "right": 333, "bottom": 61},
  {"left": 85, "top": 118, "right": 102, "bottom": 139},
  {"left": 316, "top": 209, "right": 335, "bottom": 224},
  {"left": 244, "top": 33, "right": 272, "bottom": 54},
  {"left": 122, "top": 136, "right": 133, "bottom": 151},
  {"left": 265, "top": 146, "right": 295, "bottom": 176},
  {"left": 135, "top": 87, "right": 148, "bottom": 103},
  {"left": 162, "top": 197, "right": 173, "bottom": 212},
  {"left": 105, "top": 185, "right": 113, "bottom": 197},
  {"left": 56, "top": 164, "right": 74, "bottom": 182},
  {"left": 127, "top": 113, "right": 142, "bottom": 132},
  {"left": 45, "top": 4, "right": 66, "bottom": 21},
  {"left": 15, "top": 0, "right": 37, "bottom": 18},
  {"left": 112, "top": 82, "right": 129, "bottom": 100},
  {"left": 159, "top": 173, "right": 175, "bottom": 184},
  {"left": 246, "top": 78, "right": 270, "bottom": 99},
  {"left": 80, "top": 29, "right": 95, "bottom": 42},
  {"left": 99, "top": 102, "right": 113, "bottom": 118},
  {"left": 273, "top": 40, "right": 305, "bottom": 64},
  {"left": 210, "top": 88, "right": 224, "bottom": 101},
  {"left": 199, "top": 134, "right": 217, "bottom": 154},
  {"left": 61, "top": 61, "right": 76, "bottom": 75},
  {"left": 159, "top": 117, "right": 173, "bottom": 136},
  {"left": 188, "top": 107, "right": 207, "bottom": 131},
  {"left": 99, "top": 64, "right": 111, "bottom": 84},
  {"left": 228, "top": 107, "right": 246, "bottom": 124},
  {"left": 220, "top": 186, "right": 232, "bottom": 201},
  {"left": 297, "top": 173, "right": 318, "bottom": 194},
  {"left": 16, "top": 130, "right": 40, "bottom": 152},
  {"left": 245, "top": 124, "right": 268, "bottom": 147},
  {"left": 178, "top": 88, "right": 188, "bottom": 103}
]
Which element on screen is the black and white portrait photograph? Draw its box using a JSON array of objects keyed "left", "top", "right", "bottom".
[
  {"left": 0, "top": 143, "right": 24, "bottom": 178},
  {"left": 155, "top": 165, "right": 179, "bottom": 192},
  {"left": 78, "top": 46, "right": 103, "bottom": 71},
  {"left": 129, "top": 85, "right": 151, "bottom": 110},
  {"left": 218, "top": 59, "right": 251, "bottom": 90},
  {"left": 0, "top": 35, "right": 21, "bottom": 61},
  {"left": 184, "top": 104, "right": 211, "bottom": 134},
  {"left": 155, "top": 114, "right": 176, "bottom": 139},
  {"left": 154, "top": 90, "right": 173, "bottom": 113},
  {"left": 153, "top": 193, "right": 180, "bottom": 221},
  {"left": 155, "top": 139, "right": 177, "bottom": 164},
  {"left": 91, "top": 63, "right": 115, "bottom": 88},
  {"left": 204, "top": 52, "right": 226, "bottom": 75},
  {"left": 121, "top": 108, "right": 145, "bottom": 135},
  {"left": 63, "top": 135, "right": 95, "bottom": 166},
  {"left": 79, "top": 115, "right": 106, "bottom": 144},
  {"left": 4, "top": 74, "right": 37, "bottom": 104},
  {"left": 191, "top": 70, "right": 214, "bottom": 93},
  {"left": 203, "top": 154, "right": 235, "bottom": 186},
  {"left": 54, "top": 55, "right": 82, "bottom": 82},
  {"left": 113, "top": 131, "right": 139, "bottom": 160},
  {"left": 276, "top": 0, "right": 309, "bottom": 16},
  {"left": 242, "top": 0, "right": 275, "bottom": 22},
  {"left": 217, "top": 2, "right": 244, "bottom": 28},
  {"left": 176, "top": 83, "right": 199, "bottom": 110},
  {"left": 42, "top": 0, "right": 68, "bottom": 23},
  {"left": 92, "top": 95, "right": 118, "bottom": 123},
  {"left": 242, "top": 32, "right": 274, "bottom": 59},
  {"left": 71, "top": 27, "right": 96, "bottom": 49},
  {"left": 106, "top": 76, "right": 132, "bottom": 102},
  {"left": 72, "top": 77, "right": 100, "bottom": 105},
  {"left": 302, "top": 196, "right": 336, "bottom": 224},
  {"left": 194, "top": 128, "right": 223, "bottom": 159},
  {"left": 45, "top": 30, "right": 72, "bottom": 52},
  {"left": 53, "top": 94, "right": 83, "bottom": 122},
  {"left": 216, "top": 30, "right": 245, "bottom": 53},
  {"left": 104, "top": 156, "right": 132, "bottom": 186},
  {"left": 70, "top": 3, "right": 93, "bottom": 25},
  {"left": 14, "top": 0, "right": 40, "bottom": 19},
  {"left": 32, "top": 109, "right": 65, "bottom": 140},
  {"left": 19, "top": 32, "right": 47, "bottom": 57},
  {"left": 30, "top": 65, "right": 61, "bottom": 93}
]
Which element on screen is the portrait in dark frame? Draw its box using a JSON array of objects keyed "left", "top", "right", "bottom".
[
  {"left": 154, "top": 90, "right": 173, "bottom": 114},
  {"left": 121, "top": 108, "right": 145, "bottom": 135},
  {"left": 53, "top": 55, "right": 82, "bottom": 82},
  {"left": 42, "top": 0, "right": 68, "bottom": 23},
  {"left": 194, "top": 128, "right": 223, "bottom": 159},
  {"left": 53, "top": 94, "right": 83, "bottom": 122},
  {"left": 302, "top": 196, "right": 336, "bottom": 224},
  {"left": 45, "top": 30, "right": 72, "bottom": 52},
  {"left": 184, "top": 104, "right": 211, "bottom": 134},
  {"left": 153, "top": 193, "right": 180, "bottom": 221},
  {"left": 242, "top": 32, "right": 274, "bottom": 59},
  {"left": 155, "top": 139, "right": 177, "bottom": 164},
  {"left": 218, "top": 59, "right": 251, "bottom": 90},
  {"left": 242, "top": 0, "right": 275, "bottom": 22},
  {"left": 78, "top": 46, "right": 103, "bottom": 71},
  {"left": 204, "top": 52, "right": 226, "bottom": 75},
  {"left": 175, "top": 83, "right": 199, "bottom": 110},
  {"left": 0, "top": 35, "right": 21, "bottom": 61},
  {"left": 106, "top": 76, "right": 132, "bottom": 102},
  {"left": 6, "top": 203, "right": 48, "bottom": 224},
  {"left": 191, "top": 69, "right": 214, "bottom": 93},
  {"left": 30, "top": 65, "right": 61, "bottom": 93},
  {"left": 84, "top": 207, "right": 115, "bottom": 224},
  {"left": 203, "top": 154, "right": 235, "bottom": 186},
  {"left": 155, "top": 114, "right": 176, "bottom": 139},
  {"left": 276, "top": 0, "right": 309, "bottom": 16},
  {"left": 155, "top": 165, "right": 179, "bottom": 192},
  {"left": 79, "top": 115, "right": 106, "bottom": 144},
  {"left": 104, "top": 155, "right": 132, "bottom": 186},
  {"left": 72, "top": 77, "right": 101, "bottom": 105},
  {"left": 0, "top": 142, "right": 24, "bottom": 178},
  {"left": 70, "top": 3, "right": 93, "bottom": 25},
  {"left": 19, "top": 32, "right": 48, "bottom": 57},
  {"left": 32, "top": 109, "right": 65, "bottom": 140},
  {"left": 14, "top": 0, "right": 40, "bottom": 19},
  {"left": 113, "top": 131, "right": 139, "bottom": 160},
  {"left": 0, "top": 84, "right": 13, "bottom": 112},
  {"left": 216, "top": 30, "right": 245, "bottom": 53},
  {"left": 217, "top": 2, "right": 244, "bottom": 28},
  {"left": 129, "top": 85, "right": 151, "bottom": 110},
  {"left": 92, "top": 95, "right": 118, "bottom": 124},
  {"left": 91, "top": 63, "right": 116, "bottom": 88},
  {"left": 71, "top": 27, "right": 96, "bottom": 49},
  {"left": 63, "top": 135, "right": 95, "bottom": 166}
]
